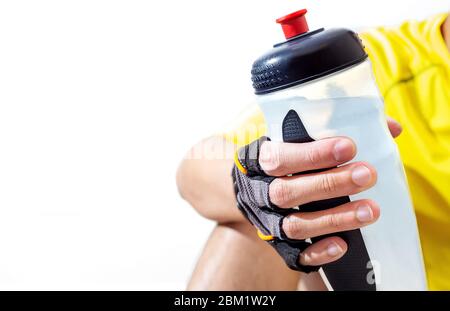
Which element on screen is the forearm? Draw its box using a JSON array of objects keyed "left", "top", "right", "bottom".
[{"left": 176, "top": 136, "right": 245, "bottom": 223}]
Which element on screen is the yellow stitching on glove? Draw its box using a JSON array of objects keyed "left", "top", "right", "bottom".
[
  {"left": 257, "top": 230, "right": 274, "bottom": 241},
  {"left": 234, "top": 152, "right": 248, "bottom": 175}
]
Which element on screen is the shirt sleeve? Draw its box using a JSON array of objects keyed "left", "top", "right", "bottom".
[{"left": 221, "top": 102, "right": 267, "bottom": 148}]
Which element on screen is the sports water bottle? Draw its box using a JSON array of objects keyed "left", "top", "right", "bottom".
[{"left": 251, "top": 8, "right": 427, "bottom": 291}]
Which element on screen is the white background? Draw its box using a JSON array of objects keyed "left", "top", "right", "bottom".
[{"left": 0, "top": 0, "right": 448, "bottom": 290}]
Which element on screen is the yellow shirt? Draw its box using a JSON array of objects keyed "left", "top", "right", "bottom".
[{"left": 224, "top": 13, "right": 450, "bottom": 290}]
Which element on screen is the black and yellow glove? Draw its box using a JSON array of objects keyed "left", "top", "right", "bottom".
[{"left": 232, "top": 136, "right": 319, "bottom": 273}]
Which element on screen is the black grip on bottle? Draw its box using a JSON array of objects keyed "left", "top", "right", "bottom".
[{"left": 282, "top": 109, "right": 376, "bottom": 291}]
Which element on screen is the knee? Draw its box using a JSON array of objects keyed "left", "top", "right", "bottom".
[{"left": 210, "top": 221, "right": 262, "bottom": 246}]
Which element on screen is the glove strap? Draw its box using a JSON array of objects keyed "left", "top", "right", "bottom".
[{"left": 235, "top": 136, "right": 270, "bottom": 177}]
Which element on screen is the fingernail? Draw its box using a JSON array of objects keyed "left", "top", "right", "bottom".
[
  {"left": 356, "top": 204, "right": 374, "bottom": 222},
  {"left": 327, "top": 242, "right": 342, "bottom": 257},
  {"left": 333, "top": 139, "right": 353, "bottom": 162},
  {"left": 351, "top": 165, "right": 372, "bottom": 186},
  {"left": 388, "top": 117, "right": 403, "bottom": 129}
]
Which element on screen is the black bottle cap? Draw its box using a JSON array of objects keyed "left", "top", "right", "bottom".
[{"left": 251, "top": 9, "right": 367, "bottom": 95}]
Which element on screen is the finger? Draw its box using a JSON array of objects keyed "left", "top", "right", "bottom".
[
  {"left": 270, "top": 162, "right": 377, "bottom": 209},
  {"left": 282, "top": 199, "right": 380, "bottom": 240},
  {"left": 299, "top": 237, "right": 348, "bottom": 266},
  {"left": 387, "top": 117, "right": 402, "bottom": 138},
  {"left": 259, "top": 137, "right": 356, "bottom": 177}
]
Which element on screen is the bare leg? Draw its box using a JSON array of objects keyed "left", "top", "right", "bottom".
[
  {"left": 297, "top": 272, "right": 328, "bottom": 291},
  {"left": 188, "top": 220, "right": 329, "bottom": 290},
  {"left": 187, "top": 221, "right": 300, "bottom": 290}
]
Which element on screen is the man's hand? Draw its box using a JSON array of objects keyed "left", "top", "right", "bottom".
[{"left": 232, "top": 118, "right": 402, "bottom": 271}]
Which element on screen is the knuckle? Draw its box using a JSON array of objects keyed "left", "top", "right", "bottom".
[
  {"left": 283, "top": 218, "right": 307, "bottom": 239},
  {"left": 270, "top": 180, "right": 291, "bottom": 207},
  {"left": 325, "top": 213, "right": 342, "bottom": 229},
  {"left": 305, "top": 145, "right": 322, "bottom": 166},
  {"left": 318, "top": 173, "right": 338, "bottom": 194}
]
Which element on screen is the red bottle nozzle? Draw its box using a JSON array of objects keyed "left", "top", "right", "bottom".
[{"left": 276, "top": 9, "right": 309, "bottom": 39}]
